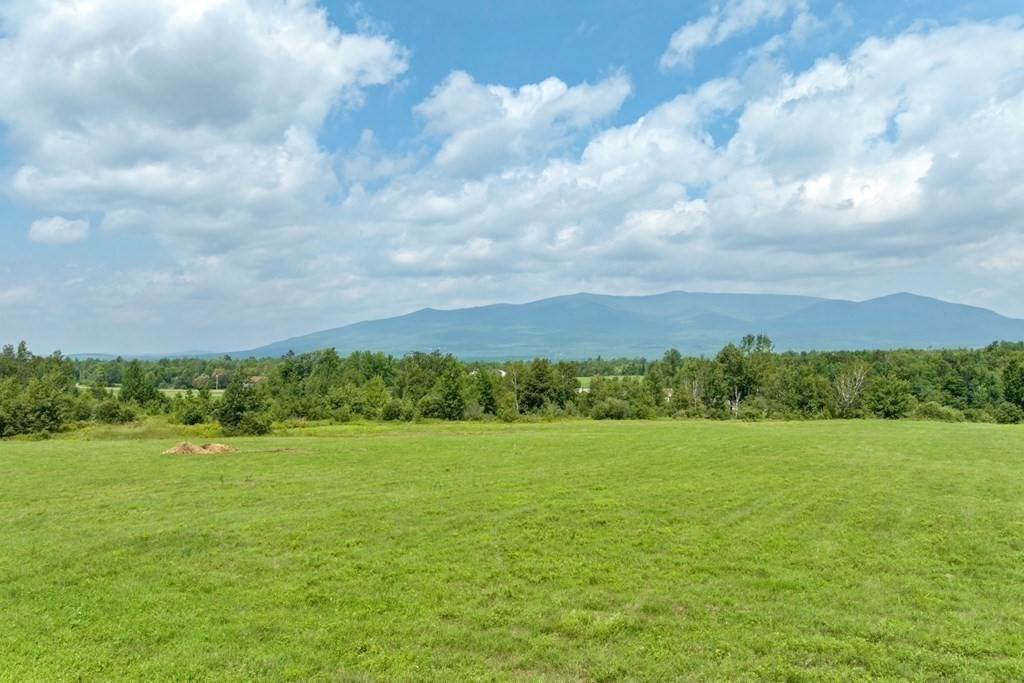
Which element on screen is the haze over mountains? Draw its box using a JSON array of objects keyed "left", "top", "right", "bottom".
[{"left": 222, "top": 291, "right": 1024, "bottom": 360}]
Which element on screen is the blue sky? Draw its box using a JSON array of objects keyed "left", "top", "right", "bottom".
[{"left": 1, "top": 0, "right": 1023, "bottom": 354}]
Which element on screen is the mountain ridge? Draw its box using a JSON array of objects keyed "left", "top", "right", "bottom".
[{"left": 223, "top": 290, "right": 1024, "bottom": 361}]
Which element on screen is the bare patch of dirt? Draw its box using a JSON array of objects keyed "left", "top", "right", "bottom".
[
  {"left": 201, "top": 443, "right": 235, "bottom": 453},
  {"left": 242, "top": 448, "right": 318, "bottom": 454}
]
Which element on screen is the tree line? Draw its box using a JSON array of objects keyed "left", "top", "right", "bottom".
[{"left": 3, "top": 336, "right": 1024, "bottom": 438}]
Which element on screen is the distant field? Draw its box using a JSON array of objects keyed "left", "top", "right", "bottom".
[
  {"left": 576, "top": 374, "right": 643, "bottom": 388},
  {"left": 75, "top": 385, "right": 225, "bottom": 398},
  {"left": 157, "top": 387, "right": 225, "bottom": 398},
  {"left": 3, "top": 421, "right": 1024, "bottom": 680}
]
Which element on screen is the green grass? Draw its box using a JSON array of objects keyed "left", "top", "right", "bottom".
[
  {"left": 158, "top": 387, "right": 225, "bottom": 398},
  {"left": 75, "top": 385, "right": 226, "bottom": 398},
  {"left": 2, "top": 421, "right": 1024, "bottom": 680}
]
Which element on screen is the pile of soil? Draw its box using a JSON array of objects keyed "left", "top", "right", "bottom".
[{"left": 163, "top": 442, "right": 235, "bottom": 454}]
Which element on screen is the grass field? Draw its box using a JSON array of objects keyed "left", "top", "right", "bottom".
[
  {"left": 76, "top": 385, "right": 226, "bottom": 398},
  {"left": 2, "top": 421, "right": 1024, "bottom": 681},
  {"left": 576, "top": 375, "right": 643, "bottom": 389}
]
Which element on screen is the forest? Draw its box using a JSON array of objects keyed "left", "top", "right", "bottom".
[{"left": 3, "top": 335, "right": 1024, "bottom": 438}]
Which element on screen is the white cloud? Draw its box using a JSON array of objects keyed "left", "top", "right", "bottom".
[
  {"left": 340, "top": 129, "right": 418, "bottom": 183},
  {"left": 661, "top": 0, "right": 812, "bottom": 69},
  {"left": 27, "top": 216, "right": 89, "bottom": 245},
  {"left": 961, "top": 235, "right": 1024, "bottom": 274},
  {"left": 0, "top": 286, "right": 37, "bottom": 305},
  {"left": 4, "top": 6, "right": 1024, "bottom": 351},
  {"left": 342, "top": 19, "right": 1024, "bottom": 313},
  {"left": 980, "top": 249, "right": 1024, "bottom": 274},
  {"left": 0, "top": 0, "right": 408, "bottom": 256},
  {"left": 415, "top": 70, "right": 632, "bottom": 175}
]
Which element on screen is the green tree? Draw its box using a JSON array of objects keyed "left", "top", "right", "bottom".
[
  {"left": 306, "top": 348, "right": 344, "bottom": 396},
  {"left": 358, "top": 375, "right": 390, "bottom": 419},
  {"left": 217, "top": 376, "right": 270, "bottom": 435},
  {"left": 120, "top": 360, "right": 161, "bottom": 407},
  {"left": 552, "top": 361, "right": 580, "bottom": 408},
  {"left": 470, "top": 369, "right": 501, "bottom": 415},
  {"left": 716, "top": 343, "right": 753, "bottom": 416},
  {"left": 503, "top": 361, "right": 527, "bottom": 414},
  {"left": 644, "top": 362, "right": 667, "bottom": 413},
  {"left": 522, "top": 359, "right": 556, "bottom": 412},
  {"left": 172, "top": 389, "right": 212, "bottom": 425},
  {"left": 1003, "top": 356, "right": 1024, "bottom": 409},
  {"left": 867, "top": 374, "right": 912, "bottom": 419},
  {"left": 0, "top": 376, "right": 23, "bottom": 437},
  {"left": 670, "top": 357, "right": 720, "bottom": 416},
  {"left": 396, "top": 351, "right": 452, "bottom": 403},
  {"left": 437, "top": 366, "right": 466, "bottom": 421},
  {"left": 20, "top": 375, "right": 73, "bottom": 434},
  {"left": 662, "top": 348, "right": 683, "bottom": 376}
]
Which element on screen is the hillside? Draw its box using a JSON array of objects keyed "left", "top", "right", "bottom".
[{"left": 232, "top": 291, "right": 1024, "bottom": 359}]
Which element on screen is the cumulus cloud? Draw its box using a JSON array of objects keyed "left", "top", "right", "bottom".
[
  {"left": 27, "top": 216, "right": 89, "bottom": 245},
  {"left": 661, "top": 0, "right": 813, "bottom": 69},
  {"left": 343, "top": 19, "right": 1024, "bottom": 309},
  {"left": 4, "top": 4, "right": 1024, "bottom": 351},
  {"left": 0, "top": 0, "right": 408, "bottom": 256},
  {"left": 415, "top": 70, "right": 632, "bottom": 175}
]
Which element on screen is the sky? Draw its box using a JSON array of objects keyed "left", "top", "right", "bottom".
[{"left": 1, "top": 0, "right": 1023, "bottom": 354}]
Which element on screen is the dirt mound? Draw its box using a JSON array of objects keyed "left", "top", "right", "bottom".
[
  {"left": 163, "top": 442, "right": 235, "bottom": 454},
  {"left": 163, "top": 442, "right": 206, "bottom": 454}
]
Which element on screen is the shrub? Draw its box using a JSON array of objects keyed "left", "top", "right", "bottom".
[
  {"left": 994, "top": 402, "right": 1023, "bottom": 424},
  {"left": 497, "top": 404, "right": 519, "bottom": 422},
  {"left": 963, "top": 408, "right": 994, "bottom": 423},
  {"left": 592, "top": 398, "right": 630, "bottom": 420},
  {"left": 72, "top": 393, "right": 94, "bottom": 422},
  {"left": 229, "top": 412, "right": 271, "bottom": 436},
  {"left": 464, "top": 400, "right": 485, "bottom": 421},
  {"left": 94, "top": 398, "right": 135, "bottom": 424},
  {"left": 495, "top": 394, "right": 520, "bottom": 422},
  {"left": 706, "top": 403, "right": 731, "bottom": 420},
  {"left": 381, "top": 398, "right": 406, "bottom": 421},
  {"left": 913, "top": 401, "right": 965, "bottom": 422},
  {"left": 737, "top": 403, "right": 764, "bottom": 421},
  {"left": 417, "top": 394, "right": 446, "bottom": 420},
  {"left": 174, "top": 401, "right": 208, "bottom": 425},
  {"left": 172, "top": 392, "right": 211, "bottom": 425}
]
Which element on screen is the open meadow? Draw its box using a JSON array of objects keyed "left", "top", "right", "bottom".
[{"left": 2, "top": 420, "right": 1024, "bottom": 681}]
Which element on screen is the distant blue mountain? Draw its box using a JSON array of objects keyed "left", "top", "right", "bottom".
[{"left": 232, "top": 291, "right": 1024, "bottom": 360}]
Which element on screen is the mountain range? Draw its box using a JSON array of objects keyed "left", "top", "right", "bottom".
[{"left": 225, "top": 291, "right": 1024, "bottom": 360}]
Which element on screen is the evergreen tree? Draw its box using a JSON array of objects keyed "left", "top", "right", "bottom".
[
  {"left": 662, "top": 348, "right": 683, "bottom": 376},
  {"left": 866, "top": 374, "right": 912, "bottom": 419},
  {"left": 119, "top": 360, "right": 161, "bottom": 406}
]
